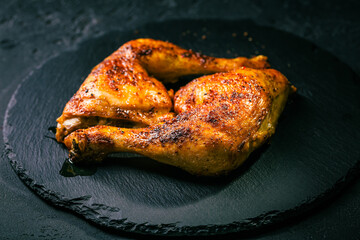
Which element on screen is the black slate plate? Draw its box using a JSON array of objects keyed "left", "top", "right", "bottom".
[{"left": 3, "top": 19, "right": 360, "bottom": 236}]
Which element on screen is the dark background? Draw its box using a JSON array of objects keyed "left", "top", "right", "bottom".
[{"left": 1, "top": 0, "right": 359, "bottom": 239}]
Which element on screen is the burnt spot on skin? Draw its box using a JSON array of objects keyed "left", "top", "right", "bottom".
[
  {"left": 142, "top": 114, "right": 195, "bottom": 147},
  {"left": 237, "top": 141, "right": 246, "bottom": 152},
  {"left": 180, "top": 50, "right": 215, "bottom": 65},
  {"left": 138, "top": 48, "right": 153, "bottom": 56},
  {"left": 91, "top": 134, "right": 114, "bottom": 146},
  {"left": 158, "top": 127, "right": 192, "bottom": 145}
]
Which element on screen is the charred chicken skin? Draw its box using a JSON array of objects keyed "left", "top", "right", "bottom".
[
  {"left": 56, "top": 39, "right": 269, "bottom": 142},
  {"left": 57, "top": 39, "right": 295, "bottom": 176}
]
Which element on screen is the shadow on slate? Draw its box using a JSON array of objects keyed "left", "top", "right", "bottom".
[{"left": 3, "top": 19, "right": 360, "bottom": 236}]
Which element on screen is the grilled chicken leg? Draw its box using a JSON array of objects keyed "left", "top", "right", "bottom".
[
  {"left": 56, "top": 39, "right": 269, "bottom": 142},
  {"left": 64, "top": 68, "right": 295, "bottom": 176}
]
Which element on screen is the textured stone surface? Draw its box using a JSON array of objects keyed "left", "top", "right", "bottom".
[{"left": 1, "top": 0, "right": 360, "bottom": 239}]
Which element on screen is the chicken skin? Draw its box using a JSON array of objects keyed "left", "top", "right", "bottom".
[
  {"left": 64, "top": 68, "right": 295, "bottom": 176},
  {"left": 56, "top": 39, "right": 269, "bottom": 142}
]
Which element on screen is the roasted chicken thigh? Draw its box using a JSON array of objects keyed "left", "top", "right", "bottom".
[{"left": 57, "top": 39, "right": 295, "bottom": 176}]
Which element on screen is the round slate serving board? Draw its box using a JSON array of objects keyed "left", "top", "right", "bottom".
[{"left": 3, "top": 19, "right": 360, "bottom": 236}]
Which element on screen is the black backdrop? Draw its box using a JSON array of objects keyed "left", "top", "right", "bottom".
[{"left": 1, "top": 0, "right": 360, "bottom": 239}]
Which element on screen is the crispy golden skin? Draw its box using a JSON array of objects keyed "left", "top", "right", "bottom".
[
  {"left": 56, "top": 39, "right": 269, "bottom": 142},
  {"left": 64, "top": 68, "right": 295, "bottom": 176}
]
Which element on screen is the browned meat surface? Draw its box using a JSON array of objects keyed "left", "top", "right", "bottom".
[
  {"left": 56, "top": 39, "right": 269, "bottom": 142},
  {"left": 57, "top": 39, "right": 295, "bottom": 176}
]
